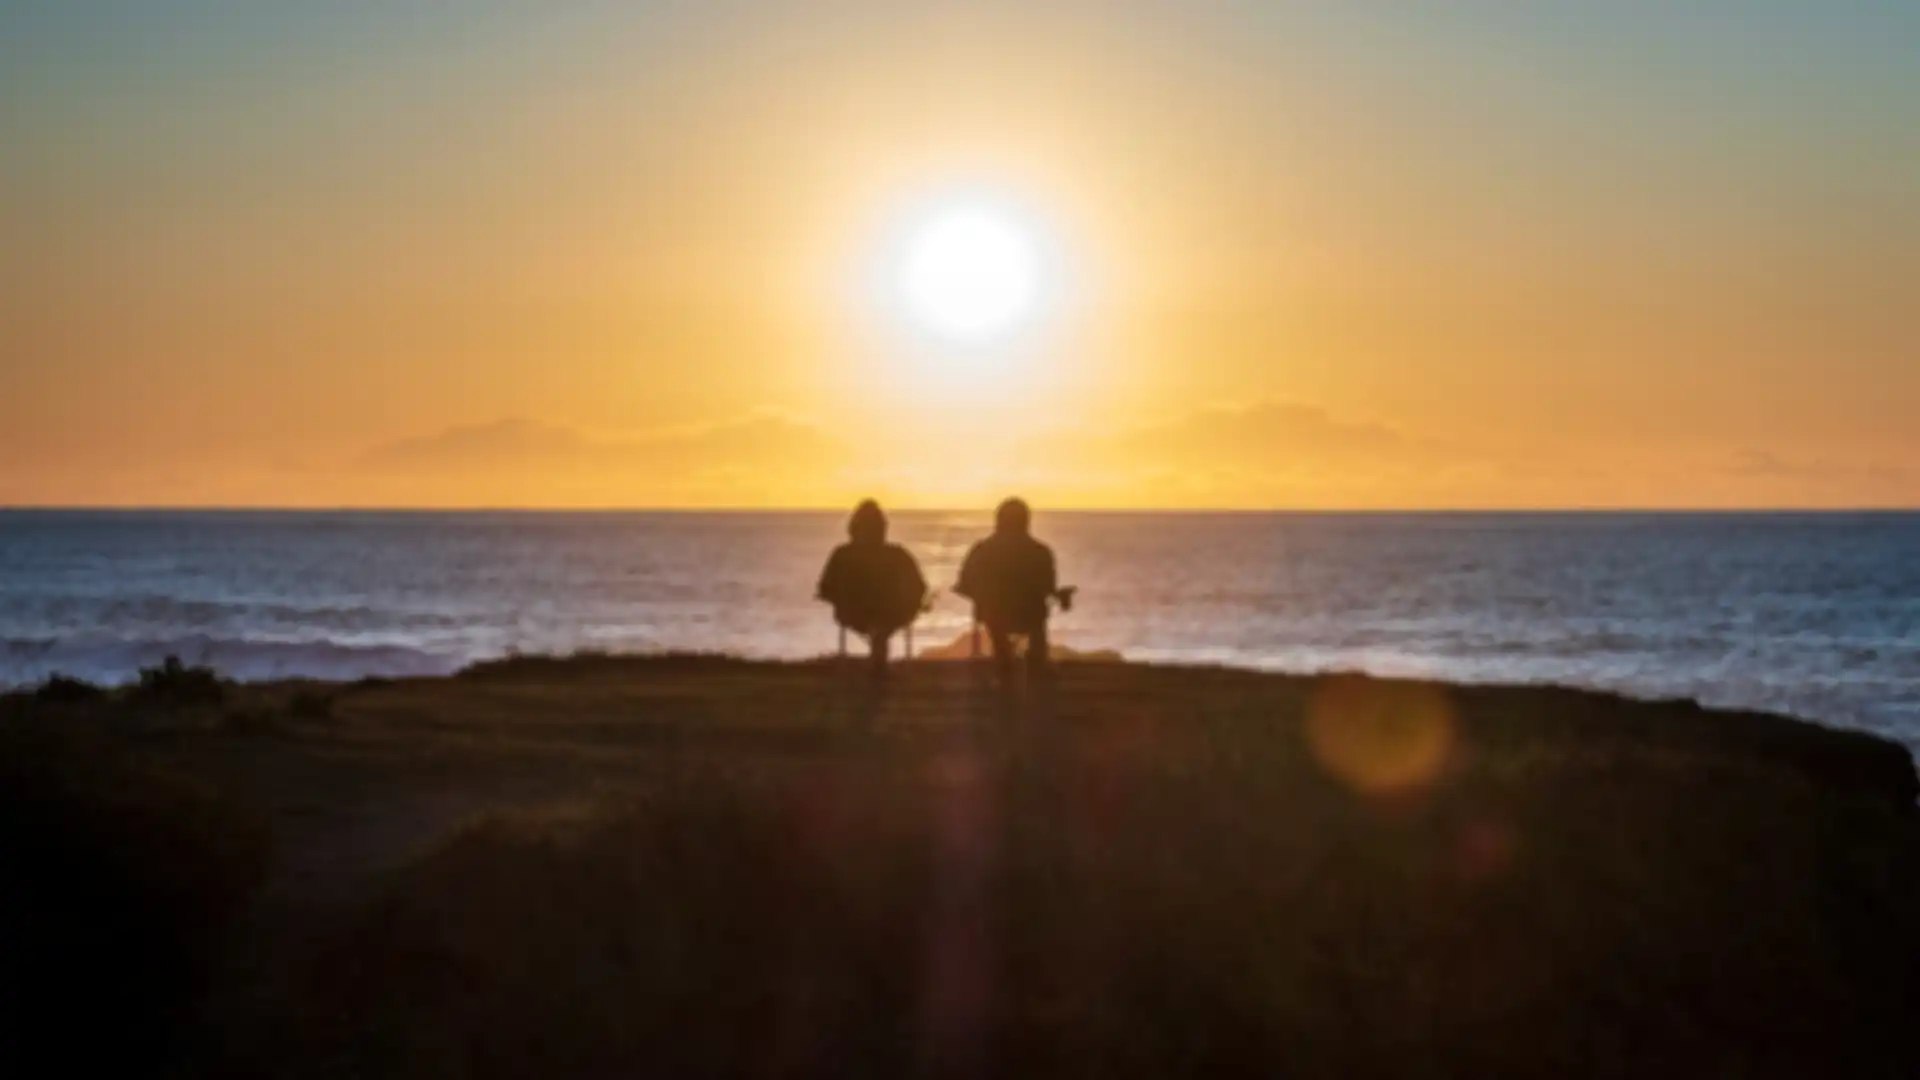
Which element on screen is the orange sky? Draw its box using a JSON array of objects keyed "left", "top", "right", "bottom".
[{"left": 3, "top": 3, "right": 1916, "bottom": 508}]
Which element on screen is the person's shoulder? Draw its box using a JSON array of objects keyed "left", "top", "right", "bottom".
[{"left": 823, "top": 542, "right": 864, "bottom": 570}]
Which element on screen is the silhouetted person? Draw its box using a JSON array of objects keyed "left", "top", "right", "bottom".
[
  {"left": 955, "top": 497, "right": 1070, "bottom": 685},
  {"left": 817, "top": 500, "right": 928, "bottom": 679}
]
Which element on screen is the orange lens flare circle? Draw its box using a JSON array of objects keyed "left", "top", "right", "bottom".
[{"left": 1305, "top": 675, "right": 1456, "bottom": 796}]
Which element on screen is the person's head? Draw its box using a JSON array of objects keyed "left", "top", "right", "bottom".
[
  {"left": 848, "top": 499, "right": 888, "bottom": 544},
  {"left": 993, "top": 497, "right": 1032, "bottom": 537}
]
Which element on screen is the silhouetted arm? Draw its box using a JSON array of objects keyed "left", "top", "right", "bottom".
[
  {"left": 816, "top": 546, "right": 846, "bottom": 603},
  {"left": 953, "top": 544, "right": 981, "bottom": 601},
  {"left": 905, "top": 549, "right": 929, "bottom": 604}
]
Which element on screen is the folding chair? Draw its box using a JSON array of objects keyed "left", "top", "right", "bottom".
[
  {"left": 835, "top": 591, "right": 934, "bottom": 661},
  {"left": 968, "top": 587, "right": 1077, "bottom": 661},
  {"left": 837, "top": 623, "right": 918, "bottom": 660}
]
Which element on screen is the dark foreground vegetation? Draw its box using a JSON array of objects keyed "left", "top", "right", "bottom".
[{"left": 2, "top": 655, "right": 1916, "bottom": 1078}]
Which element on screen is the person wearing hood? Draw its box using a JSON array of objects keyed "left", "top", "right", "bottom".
[
  {"left": 816, "top": 499, "right": 929, "bottom": 678},
  {"left": 954, "top": 497, "right": 1068, "bottom": 684}
]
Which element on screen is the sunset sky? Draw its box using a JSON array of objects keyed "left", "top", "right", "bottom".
[{"left": 4, "top": 2, "right": 1916, "bottom": 509}]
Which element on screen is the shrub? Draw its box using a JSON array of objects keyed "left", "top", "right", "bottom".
[
  {"left": 131, "top": 656, "right": 225, "bottom": 708},
  {"left": 33, "top": 673, "right": 106, "bottom": 705}
]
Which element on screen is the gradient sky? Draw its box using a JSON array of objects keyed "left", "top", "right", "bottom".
[{"left": 4, "top": 1, "right": 1916, "bottom": 508}]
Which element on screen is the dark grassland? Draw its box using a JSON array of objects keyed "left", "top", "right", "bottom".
[{"left": 2, "top": 655, "right": 1916, "bottom": 1078}]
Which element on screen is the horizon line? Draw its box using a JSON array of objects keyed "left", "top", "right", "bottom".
[{"left": 3, "top": 504, "right": 1916, "bottom": 516}]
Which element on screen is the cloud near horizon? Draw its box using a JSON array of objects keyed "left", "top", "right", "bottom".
[
  {"left": 324, "top": 400, "right": 1920, "bottom": 509},
  {"left": 362, "top": 413, "right": 845, "bottom": 475},
  {"left": 1723, "top": 449, "right": 1920, "bottom": 505},
  {"left": 2, "top": 400, "right": 1911, "bottom": 509},
  {"left": 342, "top": 412, "right": 851, "bottom": 506},
  {"left": 1116, "top": 402, "right": 1410, "bottom": 466},
  {"left": 1013, "top": 401, "right": 1517, "bottom": 506},
  {"left": 338, "top": 400, "right": 1888, "bottom": 510},
  {"left": 352, "top": 401, "right": 1474, "bottom": 504}
]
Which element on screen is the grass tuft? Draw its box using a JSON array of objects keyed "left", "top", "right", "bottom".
[
  {"left": 131, "top": 655, "right": 226, "bottom": 708},
  {"left": 32, "top": 673, "right": 106, "bottom": 705}
]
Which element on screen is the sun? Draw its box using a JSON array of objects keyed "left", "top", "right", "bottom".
[{"left": 895, "top": 203, "right": 1044, "bottom": 343}]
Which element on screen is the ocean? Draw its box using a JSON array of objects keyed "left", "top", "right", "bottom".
[{"left": 2, "top": 510, "right": 1915, "bottom": 747}]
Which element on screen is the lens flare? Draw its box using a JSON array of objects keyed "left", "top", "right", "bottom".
[{"left": 1305, "top": 676, "right": 1456, "bottom": 796}]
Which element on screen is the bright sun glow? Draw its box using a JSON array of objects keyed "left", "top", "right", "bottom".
[{"left": 896, "top": 204, "right": 1043, "bottom": 342}]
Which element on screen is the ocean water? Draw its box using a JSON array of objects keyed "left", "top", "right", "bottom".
[{"left": 1, "top": 510, "right": 1915, "bottom": 746}]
